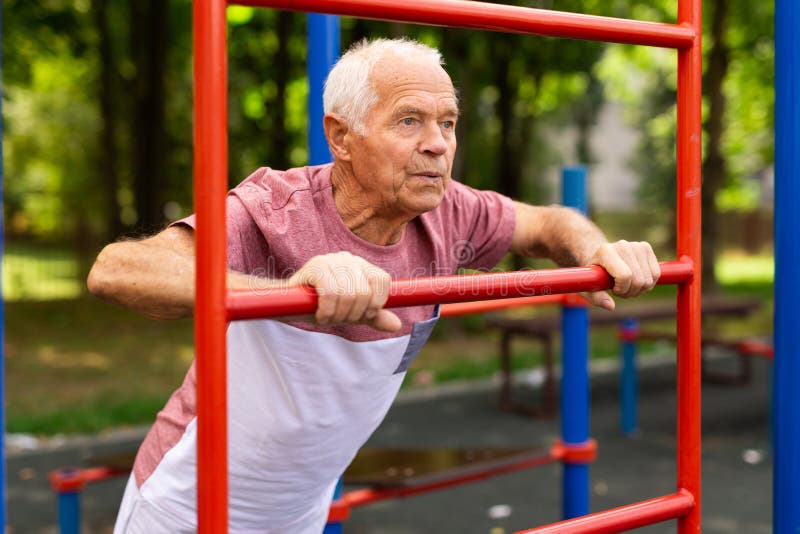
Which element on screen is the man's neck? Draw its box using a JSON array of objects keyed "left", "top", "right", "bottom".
[{"left": 330, "top": 163, "right": 412, "bottom": 246}]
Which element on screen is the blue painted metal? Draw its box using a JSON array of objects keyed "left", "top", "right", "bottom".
[
  {"left": 0, "top": 3, "right": 6, "bottom": 528},
  {"left": 773, "top": 1, "right": 800, "bottom": 531},
  {"left": 57, "top": 492, "right": 80, "bottom": 534},
  {"left": 620, "top": 318, "right": 640, "bottom": 435},
  {"left": 308, "top": 13, "right": 343, "bottom": 533},
  {"left": 307, "top": 13, "right": 340, "bottom": 166},
  {"left": 560, "top": 166, "right": 590, "bottom": 519}
]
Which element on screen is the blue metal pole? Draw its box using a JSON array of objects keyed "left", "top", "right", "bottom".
[
  {"left": 0, "top": 3, "right": 7, "bottom": 529},
  {"left": 619, "top": 318, "right": 640, "bottom": 435},
  {"left": 57, "top": 492, "right": 80, "bottom": 534},
  {"left": 307, "top": 13, "right": 340, "bottom": 166},
  {"left": 773, "top": 1, "right": 800, "bottom": 532},
  {"left": 307, "top": 13, "right": 343, "bottom": 533},
  {"left": 560, "top": 166, "right": 590, "bottom": 519}
]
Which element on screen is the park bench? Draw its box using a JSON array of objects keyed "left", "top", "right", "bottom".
[{"left": 486, "top": 295, "right": 766, "bottom": 417}]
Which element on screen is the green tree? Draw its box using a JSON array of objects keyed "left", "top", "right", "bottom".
[{"left": 596, "top": 0, "right": 774, "bottom": 290}]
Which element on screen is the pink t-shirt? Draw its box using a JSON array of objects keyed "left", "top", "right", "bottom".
[
  {"left": 178, "top": 163, "right": 516, "bottom": 339},
  {"left": 128, "top": 164, "right": 516, "bottom": 532}
]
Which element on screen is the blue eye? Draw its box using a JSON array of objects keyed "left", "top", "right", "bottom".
[
  {"left": 402, "top": 118, "right": 415, "bottom": 126},
  {"left": 442, "top": 121, "right": 454, "bottom": 129}
]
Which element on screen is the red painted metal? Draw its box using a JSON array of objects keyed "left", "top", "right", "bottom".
[
  {"left": 227, "top": 260, "right": 692, "bottom": 321},
  {"left": 49, "top": 466, "right": 130, "bottom": 493},
  {"left": 550, "top": 439, "right": 598, "bottom": 465},
  {"left": 440, "top": 294, "right": 565, "bottom": 317},
  {"left": 194, "top": 0, "right": 704, "bottom": 531},
  {"left": 328, "top": 449, "right": 562, "bottom": 514},
  {"left": 514, "top": 490, "right": 695, "bottom": 534},
  {"left": 676, "top": 0, "right": 703, "bottom": 532},
  {"left": 194, "top": 0, "right": 229, "bottom": 532},
  {"left": 736, "top": 339, "right": 774, "bottom": 359},
  {"left": 229, "top": 0, "right": 695, "bottom": 49}
]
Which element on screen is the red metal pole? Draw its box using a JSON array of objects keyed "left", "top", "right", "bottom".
[
  {"left": 335, "top": 450, "right": 561, "bottom": 510},
  {"left": 227, "top": 260, "right": 692, "bottom": 321},
  {"left": 440, "top": 294, "right": 566, "bottom": 317},
  {"left": 515, "top": 490, "right": 695, "bottom": 534},
  {"left": 229, "top": 0, "right": 695, "bottom": 49},
  {"left": 676, "top": 0, "right": 703, "bottom": 532},
  {"left": 193, "top": 0, "right": 229, "bottom": 531}
]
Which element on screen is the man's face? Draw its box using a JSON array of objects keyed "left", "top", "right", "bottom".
[{"left": 345, "top": 56, "right": 458, "bottom": 219}]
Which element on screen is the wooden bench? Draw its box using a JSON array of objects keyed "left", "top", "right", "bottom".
[{"left": 486, "top": 296, "right": 764, "bottom": 417}]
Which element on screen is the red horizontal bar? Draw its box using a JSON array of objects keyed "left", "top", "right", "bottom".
[
  {"left": 229, "top": 0, "right": 695, "bottom": 49},
  {"left": 49, "top": 466, "right": 130, "bottom": 493},
  {"left": 440, "top": 294, "right": 565, "bottom": 317},
  {"left": 336, "top": 450, "right": 561, "bottom": 511},
  {"left": 515, "top": 489, "right": 695, "bottom": 534},
  {"left": 227, "top": 259, "right": 692, "bottom": 321}
]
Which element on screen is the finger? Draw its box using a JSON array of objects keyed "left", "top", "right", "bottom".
[
  {"left": 632, "top": 243, "right": 657, "bottom": 295},
  {"left": 364, "top": 266, "right": 392, "bottom": 321},
  {"left": 369, "top": 309, "right": 402, "bottom": 332},
  {"left": 344, "top": 268, "right": 374, "bottom": 323},
  {"left": 615, "top": 241, "right": 649, "bottom": 298},
  {"left": 596, "top": 243, "right": 633, "bottom": 297},
  {"left": 646, "top": 243, "right": 661, "bottom": 285},
  {"left": 328, "top": 263, "right": 360, "bottom": 323},
  {"left": 587, "top": 290, "right": 615, "bottom": 311},
  {"left": 314, "top": 264, "right": 339, "bottom": 325}
]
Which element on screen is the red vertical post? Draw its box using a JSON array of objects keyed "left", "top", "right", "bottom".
[
  {"left": 193, "top": 0, "right": 229, "bottom": 532},
  {"left": 676, "top": 0, "right": 702, "bottom": 532}
]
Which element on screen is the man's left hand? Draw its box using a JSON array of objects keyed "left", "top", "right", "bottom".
[{"left": 584, "top": 240, "right": 661, "bottom": 311}]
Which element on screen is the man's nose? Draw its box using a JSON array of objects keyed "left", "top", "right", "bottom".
[{"left": 418, "top": 121, "right": 448, "bottom": 156}]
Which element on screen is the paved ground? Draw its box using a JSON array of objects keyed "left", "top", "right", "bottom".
[{"left": 6, "top": 349, "right": 772, "bottom": 533}]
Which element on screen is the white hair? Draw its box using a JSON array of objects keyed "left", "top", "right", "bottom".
[{"left": 323, "top": 38, "right": 446, "bottom": 135}]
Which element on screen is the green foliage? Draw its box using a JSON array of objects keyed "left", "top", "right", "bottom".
[
  {"left": 595, "top": 0, "right": 775, "bottom": 214},
  {"left": 4, "top": 46, "right": 102, "bottom": 237},
  {"left": 3, "top": 243, "right": 82, "bottom": 300},
  {"left": 2, "top": 0, "right": 776, "bottom": 254}
]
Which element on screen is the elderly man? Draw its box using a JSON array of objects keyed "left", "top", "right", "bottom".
[{"left": 89, "top": 38, "right": 660, "bottom": 533}]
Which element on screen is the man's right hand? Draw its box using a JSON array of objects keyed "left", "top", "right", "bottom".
[{"left": 288, "top": 252, "right": 402, "bottom": 332}]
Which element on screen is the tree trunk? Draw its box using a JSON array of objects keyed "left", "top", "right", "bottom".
[
  {"left": 92, "top": 0, "right": 124, "bottom": 242},
  {"left": 440, "top": 30, "right": 469, "bottom": 180},
  {"left": 493, "top": 37, "right": 525, "bottom": 269},
  {"left": 271, "top": 11, "right": 292, "bottom": 169},
  {"left": 131, "top": 0, "right": 168, "bottom": 234},
  {"left": 701, "top": 0, "right": 730, "bottom": 293}
]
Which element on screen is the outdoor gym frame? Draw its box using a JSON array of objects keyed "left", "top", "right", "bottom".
[{"left": 193, "top": 0, "right": 702, "bottom": 532}]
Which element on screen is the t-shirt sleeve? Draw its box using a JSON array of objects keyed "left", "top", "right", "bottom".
[
  {"left": 445, "top": 181, "right": 517, "bottom": 271},
  {"left": 169, "top": 193, "right": 268, "bottom": 275}
]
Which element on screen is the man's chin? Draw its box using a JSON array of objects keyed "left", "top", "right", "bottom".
[{"left": 407, "top": 195, "right": 445, "bottom": 216}]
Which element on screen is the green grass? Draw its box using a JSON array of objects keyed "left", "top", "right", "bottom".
[
  {"left": 716, "top": 254, "right": 774, "bottom": 285},
  {"left": 3, "top": 243, "right": 83, "bottom": 301},
  {"left": 7, "top": 394, "right": 171, "bottom": 435},
  {"left": 6, "top": 297, "right": 194, "bottom": 435}
]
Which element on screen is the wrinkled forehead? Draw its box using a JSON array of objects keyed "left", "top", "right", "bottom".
[{"left": 370, "top": 54, "right": 458, "bottom": 108}]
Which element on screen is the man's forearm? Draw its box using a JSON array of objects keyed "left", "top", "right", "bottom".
[
  {"left": 88, "top": 237, "right": 265, "bottom": 320},
  {"left": 511, "top": 202, "right": 608, "bottom": 266}
]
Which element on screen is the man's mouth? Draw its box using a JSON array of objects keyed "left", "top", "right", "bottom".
[{"left": 410, "top": 171, "right": 443, "bottom": 179}]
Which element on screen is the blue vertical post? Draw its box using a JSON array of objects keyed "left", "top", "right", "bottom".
[
  {"left": 0, "top": 3, "right": 6, "bottom": 529},
  {"left": 619, "top": 318, "right": 640, "bottom": 435},
  {"left": 308, "top": 13, "right": 343, "bottom": 534},
  {"left": 57, "top": 492, "right": 80, "bottom": 534},
  {"left": 307, "top": 13, "right": 340, "bottom": 166},
  {"left": 560, "top": 166, "right": 590, "bottom": 519},
  {"left": 773, "top": 0, "right": 800, "bottom": 532}
]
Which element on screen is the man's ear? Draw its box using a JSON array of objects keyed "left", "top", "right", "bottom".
[{"left": 323, "top": 114, "right": 352, "bottom": 161}]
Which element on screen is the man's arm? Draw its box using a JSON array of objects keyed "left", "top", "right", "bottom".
[
  {"left": 509, "top": 201, "right": 661, "bottom": 310},
  {"left": 87, "top": 225, "right": 401, "bottom": 330}
]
